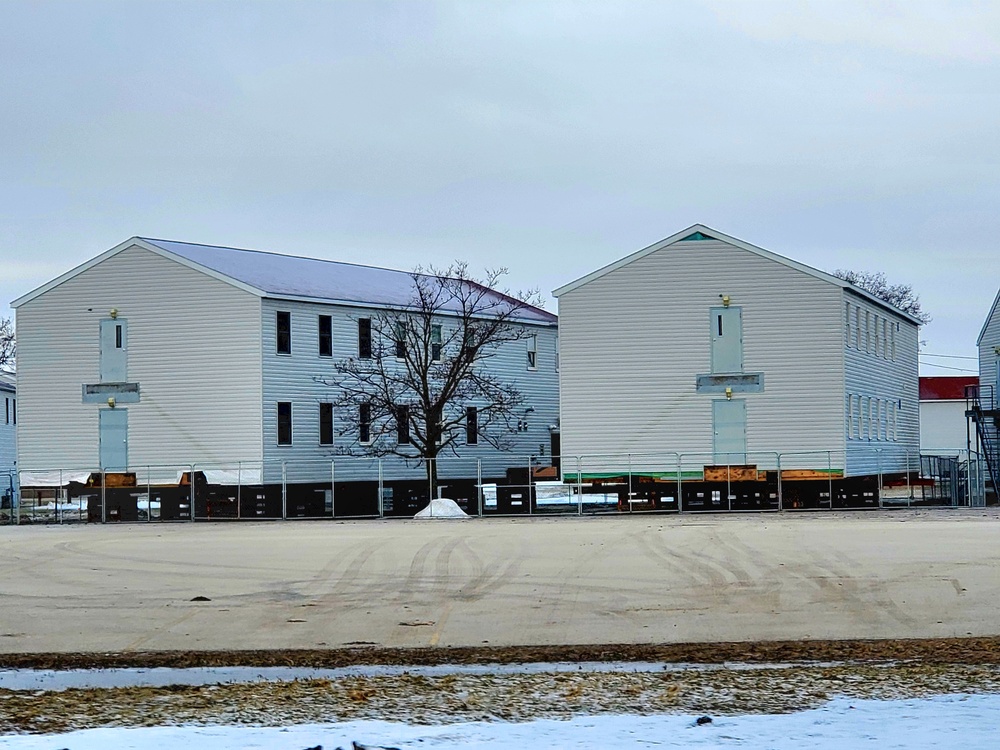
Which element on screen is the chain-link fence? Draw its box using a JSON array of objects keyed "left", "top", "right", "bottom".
[{"left": 4, "top": 448, "right": 989, "bottom": 524}]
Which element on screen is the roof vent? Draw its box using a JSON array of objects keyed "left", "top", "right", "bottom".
[{"left": 681, "top": 231, "right": 715, "bottom": 241}]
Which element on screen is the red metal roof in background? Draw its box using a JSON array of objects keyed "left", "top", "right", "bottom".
[{"left": 919, "top": 376, "right": 978, "bottom": 401}]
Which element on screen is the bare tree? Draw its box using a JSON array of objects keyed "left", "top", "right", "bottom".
[
  {"left": 322, "top": 263, "right": 545, "bottom": 496},
  {"left": 832, "top": 269, "right": 931, "bottom": 324},
  {"left": 0, "top": 318, "right": 14, "bottom": 372}
]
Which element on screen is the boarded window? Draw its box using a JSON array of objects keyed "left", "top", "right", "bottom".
[
  {"left": 277, "top": 402, "right": 292, "bottom": 445},
  {"left": 318, "top": 315, "right": 332, "bottom": 357},
  {"left": 319, "top": 402, "right": 333, "bottom": 445},
  {"left": 890, "top": 401, "right": 897, "bottom": 440},
  {"left": 431, "top": 324, "right": 442, "bottom": 362},
  {"left": 466, "top": 406, "right": 478, "bottom": 445},
  {"left": 555, "top": 334, "right": 560, "bottom": 372},
  {"left": 359, "top": 403, "right": 371, "bottom": 443},
  {"left": 855, "top": 308, "right": 861, "bottom": 349},
  {"left": 358, "top": 318, "right": 372, "bottom": 359},
  {"left": 846, "top": 394, "right": 853, "bottom": 439},
  {"left": 874, "top": 315, "right": 880, "bottom": 356},
  {"left": 276, "top": 311, "right": 291, "bottom": 354},
  {"left": 865, "top": 311, "right": 871, "bottom": 353},
  {"left": 461, "top": 326, "right": 477, "bottom": 361},
  {"left": 854, "top": 395, "right": 862, "bottom": 439},
  {"left": 527, "top": 334, "right": 537, "bottom": 369},
  {"left": 396, "top": 405, "right": 410, "bottom": 444},
  {"left": 845, "top": 302, "right": 852, "bottom": 346},
  {"left": 882, "top": 319, "right": 889, "bottom": 359}
]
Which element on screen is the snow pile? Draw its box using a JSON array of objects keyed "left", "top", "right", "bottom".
[
  {"left": 1, "top": 695, "right": 999, "bottom": 749},
  {"left": 414, "top": 498, "right": 468, "bottom": 519}
]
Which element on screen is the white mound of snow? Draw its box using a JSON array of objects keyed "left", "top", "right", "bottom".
[{"left": 414, "top": 498, "right": 469, "bottom": 519}]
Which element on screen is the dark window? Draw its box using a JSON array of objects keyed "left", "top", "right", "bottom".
[
  {"left": 276, "top": 311, "right": 291, "bottom": 354},
  {"left": 4, "top": 398, "right": 8, "bottom": 424},
  {"left": 277, "top": 402, "right": 292, "bottom": 445},
  {"left": 396, "top": 405, "right": 410, "bottom": 444},
  {"left": 358, "top": 318, "right": 372, "bottom": 359},
  {"left": 466, "top": 406, "right": 478, "bottom": 445},
  {"left": 318, "top": 315, "right": 332, "bottom": 357},
  {"left": 461, "top": 326, "right": 477, "bottom": 361},
  {"left": 11, "top": 399, "right": 13, "bottom": 426},
  {"left": 359, "top": 403, "right": 371, "bottom": 443},
  {"left": 527, "top": 334, "right": 537, "bottom": 369},
  {"left": 115, "top": 324, "right": 123, "bottom": 349},
  {"left": 319, "top": 402, "right": 333, "bottom": 445},
  {"left": 394, "top": 321, "right": 406, "bottom": 359},
  {"left": 431, "top": 324, "right": 442, "bottom": 362}
]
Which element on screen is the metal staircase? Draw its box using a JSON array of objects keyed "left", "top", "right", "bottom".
[{"left": 967, "top": 384, "right": 1000, "bottom": 499}]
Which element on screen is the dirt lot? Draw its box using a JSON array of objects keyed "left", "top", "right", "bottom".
[{"left": 0, "top": 508, "right": 998, "bottom": 661}]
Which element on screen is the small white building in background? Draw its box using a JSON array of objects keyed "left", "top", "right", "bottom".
[
  {"left": 918, "top": 376, "right": 976, "bottom": 456},
  {"left": 553, "top": 224, "right": 922, "bottom": 483}
]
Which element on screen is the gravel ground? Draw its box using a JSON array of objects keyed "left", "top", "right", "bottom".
[{"left": 3, "top": 649, "right": 1000, "bottom": 734}]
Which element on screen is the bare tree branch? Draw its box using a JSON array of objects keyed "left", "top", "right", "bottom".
[
  {"left": 320, "top": 264, "right": 545, "bottom": 493},
  {"left": 832, "top": 269, "right": 931, "bottom": 324},
  {"left": 0, "top": 318, "right": 14, "bottom": 372}
]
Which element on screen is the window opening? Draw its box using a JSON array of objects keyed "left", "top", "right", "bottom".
[
  {"left": 358, "top": 318, "right": 372, "bottom": 359},
  {"left": 318, "top": 315, "right": 332, "bottom": 357},
  {"left": 396, "top": 405, "right": 410, "bottom": 444},
  {"left": 527, "top": 334, "right": 537, "bottom": 369},
  {"left": 359, "top": 403, "right": 371, "bottom": 443},
  {"left": 319, "top": 403, "right": 333, "bottom": 445},
  {"left": 276, "top": 311, "right": 291, "bottom": 354},
  {"left": 394, "top": 321, "right": 406, "bottom": 359},
  {"left": 431, "top": 324, "right": 442, "bottom": 362},
  {"left": 115, "top": 324, "right": 123, "bottom": 349},
  {"left": 466, "top": 406, "right": 478, "bottom": 445},
  {"left": 277, "top": 402, "right": 292, "bottom": 445}
]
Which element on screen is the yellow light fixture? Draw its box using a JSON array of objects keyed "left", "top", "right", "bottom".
[
  {"left": 725, "top": 387, "right": 733, "bottom": 400},
  {"left": 107, "top": 397, "right": 116, "bottom": 408},
  {"left": 110, "top": 308, "right": 118, "bottom": 319},
  {"left": 721, "top": 295, "right": 731, "bottom": 307}
]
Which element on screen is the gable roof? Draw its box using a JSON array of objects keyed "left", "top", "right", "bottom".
[
  {"left": 552, "top": 223, "right": 923, "bottom": 325},
  {"left": 977, "top": 288, "right": 1000, "bottom": 346},
  {"left": 13, "top": 237, "right": 557, "bottom": 325}
]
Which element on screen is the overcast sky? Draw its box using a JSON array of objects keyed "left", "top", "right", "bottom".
[{"left": 2, "top": 0, "right": 998, "bottom": 375}]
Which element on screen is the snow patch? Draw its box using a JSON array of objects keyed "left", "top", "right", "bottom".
[{"left": 414, "top": 498, "right": 468, "bottom": 519}]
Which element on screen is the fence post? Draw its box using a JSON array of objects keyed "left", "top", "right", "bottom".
[
  {"left": 378, "top": 459, "right": 384, "bottom": 518},
  {"left": 330, "top": 460, "right": 336, "bottom": 519},
  {"left": 527, "top": 455, "right": 533, "bottom": 516},
  {"left": 101, "top": 467, "right": 107, "bottom": 524},
  {"left": 189, "top": 464, "right": 196, "bottom": 521},
  {"left": 236, "top": 461, "right": 242, "bottom": 521},
  {"left": 776, "top": 453, "right": 783, "bottom": 511},
  {"left": 627, "top": 453, "right": 633, "bottom": 514},
  {"left": 576, "top": 455, "right": 583, "bottom": 516},
  {"left": 281, "top": 462, "right": 287, "bottom": 520},
  {"left": 876, "top": 449, "right": 883, "bottom": 509},
  {"left": 827, "top": 451, "right": 833, "bottom": 509},
  {"left": 676, "top": 453, "right": 683, "bottom": 514},
  {"left": 726, "top": 454, "right": 732, "bottom": 512},
  {"left": 906, "top": 449, "right": 912, "bottom": 506},
  {"left": 146, "top": 466, "right": 152, "bottom": 522},
  {"left": 476, "top": 459, "right": 483, "bottom": 517}
]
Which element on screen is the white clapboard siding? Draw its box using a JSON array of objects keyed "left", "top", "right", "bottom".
[
  {"left": 979, "top": 290, "right": 1000, "bottom": 400},
  {"left": 259, "top": 298, "right": 559, "bottom": 483},
  {"left": 558, "top": 238, "right": 847, "bottom": 472},
  {"left": 843, "top": 292, "right": 920, "bottom": 476},
  {"left": 15, "top": 244, "right": 263, "bottom": 478}
]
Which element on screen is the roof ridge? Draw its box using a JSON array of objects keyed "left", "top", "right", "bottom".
[{"left": 140, "top": 237, "right": 416, "bottom": 277}]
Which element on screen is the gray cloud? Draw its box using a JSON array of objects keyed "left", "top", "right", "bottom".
[{"left": 1, "top": 0, "right": 997, "bottom": 375}]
